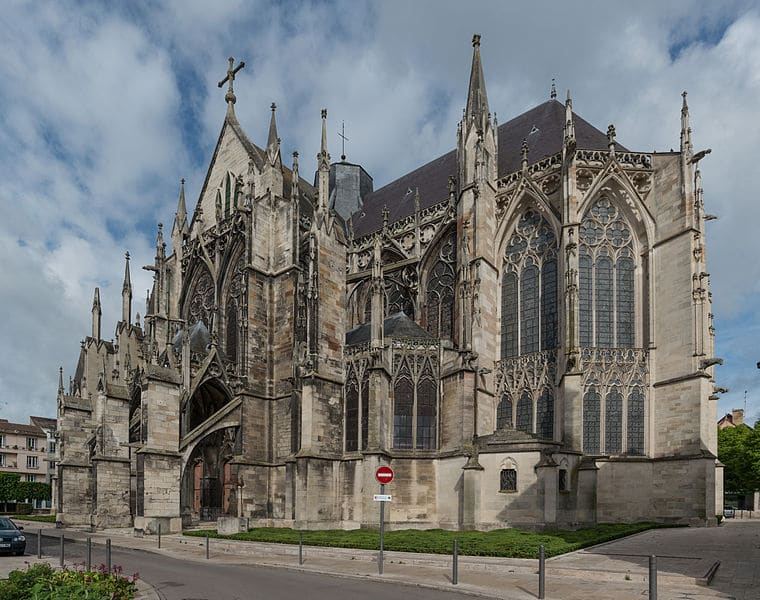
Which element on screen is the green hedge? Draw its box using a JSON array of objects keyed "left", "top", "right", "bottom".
[
  {"left": 0, "top": 473, "right": 50, "bottom": 503},
  {"left": 0, "top": 563, "right": 137, "bottom": 600}
]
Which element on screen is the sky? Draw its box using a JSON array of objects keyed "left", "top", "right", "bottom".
[{"left": 0, "top": 0, "right": 759, "bottom": 425}]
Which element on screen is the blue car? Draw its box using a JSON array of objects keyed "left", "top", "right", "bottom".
[{"left": 0, "top": 517, "right": 25, "bottom": 555}]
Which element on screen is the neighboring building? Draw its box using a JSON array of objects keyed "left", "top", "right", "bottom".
[
  {"left": 0, "top": 418, "right": 52, "bottom": 510},
  {"left": 718, "top": 409, "right": 746, "bottom": 429},
  {"left": 56, "top": 35, "right": 720, "bottom": 533},
  {"left": 30, "top": 416, "right": 57, "bottom": 489}
]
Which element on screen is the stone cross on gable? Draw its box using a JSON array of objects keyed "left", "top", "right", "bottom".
[{"left": 218, "top": 57, "right": 246, "bottom": 105}]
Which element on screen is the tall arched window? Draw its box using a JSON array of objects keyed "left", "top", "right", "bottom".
[
  {"left": 516, "top": 390, "right": 532, "bottom": 433},
  {"left": 416, "top": 377, "right": 437, "bottom": 450},
  {"left": 496, "top": 393, "right": 513, "bottom": 429},
  {"left": 537, "top": 388, "right": 554, "bottom": 440},
  {"left": 501, "top": 210, "right": 558, "bottom": 358},
  {"left": 225, "top": 302, "right": 238, "bottom": 364},
  {"left": 579, "top": 197, "right": 636, "bottom": 348},
  {"left": 361, "top": 370, "right": 369, "bottom": 450},
  {"left": 583, "top": 387, "right": 601, "bottom": 454},
  {"left": 627, "top": 387, "right": 645, "bottom": 455},
  {"left": 425, "top": 230, "right": 456, "bottom": 339},
  {"left": 605, "top": 388, "right": 623, "bottom": 454},
  {"left": 345, "top": 367, "right": 359, "bottom": 452},
  {"left": 392, "top": 354, "right": 439, "bottom": 450}
]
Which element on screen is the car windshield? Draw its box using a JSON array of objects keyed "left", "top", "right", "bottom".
[{"left": 0, "top": 518, "right": 16, "bottom": 530}]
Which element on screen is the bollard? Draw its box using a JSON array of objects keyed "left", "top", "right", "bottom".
[
  {"left": 452, "top": 539, "right": 458, "bottom": 585},
  {"left": 539, "top": 545, "right": 546, "bottom": 599},
  {"left": 86, "top": 537, "right": 92, "bottom": 571},
  {"left": 106, "top": 539, "right": 112, "bottom": 574},
  {"left": 37, "top": 529, "right": 41, "bottom": 559},
  {"left": 59, "top": 534, "right": 64, "bottom": 567},
  {"left": 158, "top": 523, "right": 161, "bottom": 548},
  {"left": 649, "top": 555, "right": 657, "bottom": 600},
  {"left": 298, "top": 530, "right": 303, "bottom": 566},
  {"left": 206, "top": 534, "right": 209, "bottom": 560}
]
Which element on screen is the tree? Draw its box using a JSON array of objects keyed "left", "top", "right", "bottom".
[{"left": 718, "top": 422, "right": 760, "bottom": 492}]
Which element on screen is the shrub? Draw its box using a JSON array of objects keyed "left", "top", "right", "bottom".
[
  {"left": 0, "top": 562, "right": 138, "bottom": 600},
  {"left": 14, "top": 504, "right": 31, "bottom": 516}
]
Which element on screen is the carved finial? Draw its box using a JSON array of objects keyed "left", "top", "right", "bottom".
[
  {"left": 521, "top": 139, "right": 529, "bottom": 171},
  {"left": 607, "top": 124, "right": 616, "bottom": 155},
  {"left": 218, "top": 56, "right": 245, "bottom": 108},
  {"left": 680, "top": 91, "right": 691, "bottom": 156},
  {"left": 382, "top": 205, "right": 389, "bottom": 230},
  {"left": 550, "top": 78, "right": 557, "bottom": 99},
  {"left": 472, "top": 33, "right": 481, "bottom": 47},
  {"left": 58, "top": 366, "right": 64, "bottom": 394}
]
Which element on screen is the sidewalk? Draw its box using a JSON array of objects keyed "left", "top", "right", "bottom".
[{"left": 13, "top": 519, "right": 756, "bottom": 600}]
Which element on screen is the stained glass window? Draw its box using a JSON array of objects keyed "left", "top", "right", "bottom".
[
  {"left": 541, "top": 259, "right": 558, "bottom": 351},
  {"left": 558, "top": 469, "right": 568, "bottom": 492},
  {"left": 501, "top": 271, "right": 518, "bottom": 358},
  {"left": 583, "top": 388, "right": 601, "bottom": 454},
  {"left": 226, "top": 302, "right": 237, "bottom": 364},
  {"left": 579, "top": 197, "right": 636, "bottom": 348},
  {"left": 345, "top": 369, "right": 359, "bottom": 452},
  {"left": 425, "top": 231, "right": 456, "bottom": 340},
  {"left": 393, "top": 377, "right": 414, "bottom": 449},
  {"left": 520, "top": 264, "right": 539, "bottom": 354},
  {"left": 537, "top": 388, "right": 554, "bottom": 439},
  {"left": 500, "top": 469, "right": 517, "bottom": 492},
  {"left": 627, "top": 387, "right": 645, "bottom": 455},
  {"left": 516, "top": 390, "right": 533, "bottom": 433},
  {"left": 605, "top": 388, "right": 623, "bottom": 454},
  {"left": 416, "top": 378, "right": 437, "bottom": 449},
  {"left": 501, "top": 210, "right": 558, "bottom": 358},
  {"left": 496, "top": 393, "right": 513, "bottom": 429}
]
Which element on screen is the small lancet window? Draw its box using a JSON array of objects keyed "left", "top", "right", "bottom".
[{"left": 500, "top": 468, "right": 517, "bottom": 492}]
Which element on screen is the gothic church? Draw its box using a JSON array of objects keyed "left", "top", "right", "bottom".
[{"left": 55, "top": 36, "right": 721, "bottom": 532}]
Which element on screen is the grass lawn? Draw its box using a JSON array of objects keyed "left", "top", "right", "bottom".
[{"left": 185, "top": 522, "right": 674, "bottom": 558}]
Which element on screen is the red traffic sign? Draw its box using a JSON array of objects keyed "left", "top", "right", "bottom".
[{"left": 375, "top": 466, "right": 394, "bottom": 484}]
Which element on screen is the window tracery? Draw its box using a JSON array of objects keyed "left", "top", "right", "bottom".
[
  {"left": 501, "top": 210, "right": 558, "bottom": 359},
  {"left": 392, "top": 348, "right": 439, "bottom": 450},
  {"left": 345, "top": 366, "right": 359, "bottom": 452},
  {"left": 425, "top": 230, "right": 456, "bottom": 339},
  {"left": 496, "top": 393, "right": 513, "bottom": 429},
  {"left": 579, "top": 197, "right": 636, "bottom": 348},
  {"left": 495, "top": 351, "right": 555, "bottom": 438},
  {"left": 188, "top": 270, "right": 214, "bottom": 326}
]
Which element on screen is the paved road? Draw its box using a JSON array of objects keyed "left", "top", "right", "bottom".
[{"left": 28, "top": 536, "right": 483, "bottom": 600}]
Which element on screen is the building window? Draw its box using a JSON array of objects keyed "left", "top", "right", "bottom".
[
  {"left": 559, "top": 469, "right": 568, "bottom": 492},
  {"left": 0, "top": 455, "right": 5, "bottom": 467},
  {"left": 537, "top": 388, "right": 554, "bottom": 440},
  {"left": 27, "top": 456, "right": 38, "bottom": 469},
  {"left": 0, "top": 435, "right": 4, "bottom": 448},
  {"left": 501, "top": 210, "right": 558, "bottom": 359},
  {"left": 500, "top": 469, "right": 517, "bottom": 492},
  {"left": 393, "top": 354, "right": 439, "bottom": 450},
  {"left": 605, "top": 388, "right": 623, "bottom": 454},
  {"left": 578, "top": 197, "right": 636, "bottom": 348},
  {"left": 425, "top": 230, "right": 456, "bottom": 340},
  {"left": 583, "top": 388, "right": 601, "bottom": 454},
  {"left": 48, "top": 441, "right": 56, "bottom": 454},
  {"left": 25, "top": 474, "right": 35, "bottom": 482},
  {"left": 345, "top": 367, "right": 359, "bottom": 452},
  {"left": 516, "top": 390, "right": 532, "bottom": 433},
  {"left": 225, "top": 301, "right": 238, "bottom": 365},
  {"left": 627, "top": 387, "right": 645, "bottom": 455},
  {"left": 27, "top": 437, "right": 37, "bottom": 450},
  {"left": 361, "top": 370, "right": 369, "bottom": 451},
  {"left": 496, "top": 393, "right": 513, "bottom": 429}
]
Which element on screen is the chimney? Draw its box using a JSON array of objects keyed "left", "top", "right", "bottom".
[{"left": 732, "top": 408, "right": 744, "bottom": 426}]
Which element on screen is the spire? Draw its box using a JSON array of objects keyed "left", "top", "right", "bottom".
[
  {"left": 291, "top": 150, "right": 300, "bottom": 200},
  {"left": 156, "top": 223, "right": 165, "bottom": 259},
  {"left": 550, "top": 78, "right": 557, "bottom": 99},
  {"left": 319, "top": 109, "right": 329, "bottom": 168},
  {"left": 91, "top": 287, "right": 102, "bottom": 340},
  {"left": 58, "top": 367, "right": 64, "bottom": 395},
  {"left": 122, "top": 251, "right": 132, "bottom": 323},
  {"left": 563, "top": 89, "right": 576, "bottom": 149},
  {"left": 172, "top": 179, "right": 188, "bottom": 238},
  {"left": 266, "top": 102, "right": 281, "bottom": 166},
  {"left": 521, "top": 139, "right": 529, "bottom": 171},
  {"left": 680, "top": 90, "right": 692, "bottom": 156},
  {"left": 317, "top": 109, "right": 330, "bottom": 212},
  {"left": 465, "top": 34, "right": 489, "bottom": 129}
]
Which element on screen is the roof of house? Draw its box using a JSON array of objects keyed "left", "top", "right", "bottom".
[
  {"left": 350, "top": 99, "right": 627, "bottom": 238},
  {"left": 29, "top": 416, "right": 56, "bottom": 431},
  {"left": 0, "top": 420, "right": 44, "bottom": 437}
]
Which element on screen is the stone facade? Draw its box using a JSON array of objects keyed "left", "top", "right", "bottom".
[{"left": 56, "top": 36, "right": 721, "bottom": 532}]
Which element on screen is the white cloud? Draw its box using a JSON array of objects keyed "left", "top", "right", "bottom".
[{"left": 0, "top": 0, "right": 759, "bottom": 424}]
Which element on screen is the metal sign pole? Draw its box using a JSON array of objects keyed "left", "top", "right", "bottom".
[{"left": 379, "top": 482, "right": 385, "bottom": 575}]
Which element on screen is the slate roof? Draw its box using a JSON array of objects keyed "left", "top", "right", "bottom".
[
  {"left": 30, "top": 416, "right": 56, "bottom": 431},
  {"left": 0, "top": 420, "right": 44, "bottom": 437},
  {"left": 346, "top": 311, "right": 435, "bottom": 346},
  {"left": 350, "top": 100, "right": 628, "bottom": 237}
]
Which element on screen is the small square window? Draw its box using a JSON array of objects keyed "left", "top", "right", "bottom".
[{"left": 500, "top": 469, "right": 517, "bottom": 492}]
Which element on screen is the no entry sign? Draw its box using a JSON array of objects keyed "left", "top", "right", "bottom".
[{"left": 375, "top": 466, "right": 394, "bottom": 484}]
